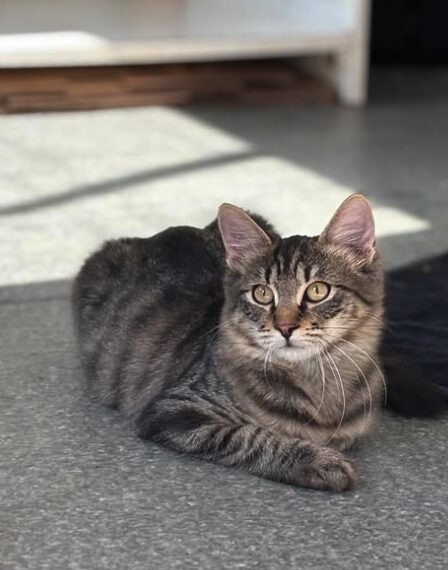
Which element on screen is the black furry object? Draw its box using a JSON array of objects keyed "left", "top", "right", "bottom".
[
  {"left": 383, "top": 356, "right": 448, "bottom": 418},
  {"left": 382, "top": 253, "right": 448, "bottom": 418}
]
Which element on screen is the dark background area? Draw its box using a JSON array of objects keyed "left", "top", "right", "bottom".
[{"left": 371, "top": 0, "right": 448, "bottom": 63}]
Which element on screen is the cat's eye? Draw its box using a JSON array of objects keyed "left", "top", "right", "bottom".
[
  {"left": 305, "top": 281, "right": 330, "bottom": 303},
  {"left": 252, "top": 284, "right": 274, "bottom": 305}
]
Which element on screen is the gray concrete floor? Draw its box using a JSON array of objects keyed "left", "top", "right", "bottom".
[{"left": 1, "top": 67, "right": 448, "bottom": 569}]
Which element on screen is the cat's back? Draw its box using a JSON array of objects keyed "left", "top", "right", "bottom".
[
  {"left": 72, "top": 224, "right": 224, "bottom": 410},
  {"left": 73, "top": 225, "right": 222, "bottom": 326}
]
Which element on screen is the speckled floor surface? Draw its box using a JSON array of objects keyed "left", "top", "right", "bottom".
[{"left": 1, "top": 68, "right": 447, "bottom": 569}]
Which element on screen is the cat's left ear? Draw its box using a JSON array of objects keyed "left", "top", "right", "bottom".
[
  {"left": 218, "top": 204, "right": 272, "bottom": 270},
  {"left": 320, "top": 194, "right": 376, "bottom": 263}
]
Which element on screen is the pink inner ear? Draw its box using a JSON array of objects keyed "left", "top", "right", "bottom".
[
  {"left": 218, "top": 204, "right": 271, "bottom": 268},
  {"left": 324, "top": 195, "right": 375, "bottom": 254}
]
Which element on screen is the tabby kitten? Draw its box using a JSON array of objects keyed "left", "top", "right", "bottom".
[{"left": 73, "top": 194, "right": 384, "bottom": 492}]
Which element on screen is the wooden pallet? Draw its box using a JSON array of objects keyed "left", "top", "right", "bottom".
[{"left": 0, "top": 60, "right": 334, "bottom": 113}]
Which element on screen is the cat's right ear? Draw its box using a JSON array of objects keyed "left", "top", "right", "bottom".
[
  {"left": 319, "top": 193, "right": 376, "bottom": 263},
  {"left": 218, "top": 204, "right": 272, "bottom": 271}
]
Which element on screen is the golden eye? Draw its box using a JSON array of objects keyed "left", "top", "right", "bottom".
[
  {"left": 305, "top": 281, "right": 330, "bottom": 303},
  {"left": 252, "top": 284, "right": 274, "bottom": 305}
]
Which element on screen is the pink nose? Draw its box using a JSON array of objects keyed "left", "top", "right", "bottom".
[{"left": 276, "top": 324, "right": 297, "bottom": 339}]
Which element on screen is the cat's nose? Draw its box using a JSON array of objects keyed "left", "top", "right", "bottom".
[{"left": 276, "top": 324, "right": 297, "bottom": 339}]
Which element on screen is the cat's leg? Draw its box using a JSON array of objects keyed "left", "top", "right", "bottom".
[{"left": 138, "top": 402, "right": 357, "bottom": 492}]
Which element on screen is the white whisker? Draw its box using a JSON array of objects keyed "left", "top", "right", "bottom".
[
  {"left": 199, "top": 317, "right": 239, "bottom": 341},
  {"left": 319, "top": 344, "right": 346, "bottom": 445},
  {"left": 304, "top": 351, "right": 326, "bottom": 425},
  {"left": 324, "top": 339, "right": 373, "bottom": 429},
  {"left": 365, "top": 311, "right": 384, "bottom": 324},
  {"left": 339, "top": 338, "right": 387, "bottom": 405},
  {"left": 320, "top": 325, "right": 381, "bottom": 331},
  {"left": 263, "top": 342, "right": 273, "bottom": 385}
]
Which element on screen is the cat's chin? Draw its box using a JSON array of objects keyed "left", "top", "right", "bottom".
[{"left": 273, "top": 341, "right": 319, "bottom": 362}]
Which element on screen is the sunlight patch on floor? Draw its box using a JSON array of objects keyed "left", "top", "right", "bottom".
[
  {"left": 0, "top": 107, "right": 251, "bottom": 209},
  {"left": 0, "top": 154, "right": 429, "bottom": 287}
]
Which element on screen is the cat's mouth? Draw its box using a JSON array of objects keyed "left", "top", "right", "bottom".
[
  {"left": 277, "top": 336, "right": 311, "bottom": 350},
  {"left": 269, "top": 330, "right": 325, "bottom": 354}
]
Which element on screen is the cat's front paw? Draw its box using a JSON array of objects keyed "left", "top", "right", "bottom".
[{"left": 301, "top": 448, "right": 358, "bottom": 492}]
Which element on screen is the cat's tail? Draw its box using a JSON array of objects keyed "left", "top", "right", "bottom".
[
  {"left": 382, "top": 354, "right": 448, "bottom": 418},
  {"left": 381, "top": 328, "right": 448, "bottom": 418},
  {"left": 381, "top": 253, "right": 448, "bottom": 419}
]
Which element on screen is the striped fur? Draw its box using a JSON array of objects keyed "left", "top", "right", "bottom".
[{"left": 73, "top": 198, "right": 384, "bottom": 492}]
